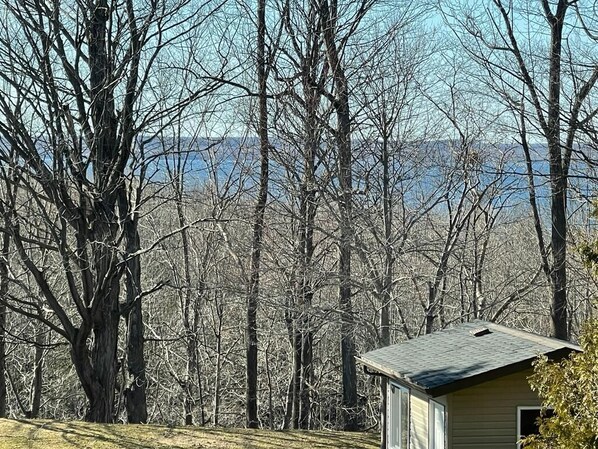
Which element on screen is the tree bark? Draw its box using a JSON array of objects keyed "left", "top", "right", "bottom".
[
  {"left": 0, "top": 229, "right": 9, "bottom": 418},
  {"left": 545, "top": 1, "right": 568, "bottom": 341},
  {"left": 299, "top": 319, "right": 313, "bottom": 429},
  {"left": 175, "top": 183, "right": 203, "bottom": 426},
  {"left": 379, "top": 136, "right": 392, "bottom": 448},
  {"left": 119, "top": 187, "right": 148, "bottom": 424},
  {"left": 124, "top": 297, "right": 147, "bottom": 423},
  {"left": 30, "top": 324, "right": 44, "bottom": 418},
  {"left": 247, "top": 0, "right": 270, "bottom": 427},
  {"left": 298, "top": 107, "right": 318, "bottom": 430},
  {"left": 90, "top": 239, "right": 121, "bottom": 423},
  {"left": 282, "top": 15, "right": 323, "bottom": 427},
  {"left": 124, "top": 253, "right": 148, "bottom": 424},
  {"left": 291, "top": 322, "right": 301, "bottom": 429},
  {"left": 72, "top": 286, "right": 120, "bottom": 422},
  {"left": 212, "top": 295, "right": 224, "bottom": 426},
  {"left": 319, "top": 0, "right": 358, "bottom": 430}
]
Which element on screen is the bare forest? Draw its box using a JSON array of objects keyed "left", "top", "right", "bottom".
[{"left": 0, "top": 0, "right": 597, "bottom": 434}]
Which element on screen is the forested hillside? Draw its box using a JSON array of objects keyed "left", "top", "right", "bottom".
[{"left": 0, "top": 0, "right": 596, "bottom": 434}]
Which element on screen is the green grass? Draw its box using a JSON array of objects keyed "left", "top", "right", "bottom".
[{"left": 0, "top": 419, "right": 379, "bottom": 449}]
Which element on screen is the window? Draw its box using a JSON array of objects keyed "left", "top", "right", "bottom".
[
  {"left": 517, "top": 407, "right": 554, "bottom": 447},
  {"left": 429, "top": 400, "right": 445, "bottom": 449},
  {"left": 387, "top": 382, "right": 409, "bottom": 449}
]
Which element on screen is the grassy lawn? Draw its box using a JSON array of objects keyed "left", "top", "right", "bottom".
[{"left": 0, "top": 419, "right": 379, "bottom": 449}]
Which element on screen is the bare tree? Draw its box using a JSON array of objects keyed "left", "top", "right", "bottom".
[
  {"left": 271, "top": 0, "right": 333, "bottom": 428},
  {"left": 351, "top": 18, "right": 433, "bottom": 446},
  {"left": 442, "top": 0, "right": 598, "bottom": 340},
  {"left": 0, "top": 0, "right": 222, "bottom": 422},
  {"left": 244, "top": 0, "right": 273, "bottom": 428},
  {"left": 318, "top": 0, "right": 375, "bottom": 430}
]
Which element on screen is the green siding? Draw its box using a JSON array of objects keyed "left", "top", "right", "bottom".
[{"left": 448, "top": 369, "right": 541, "bottom": 449}]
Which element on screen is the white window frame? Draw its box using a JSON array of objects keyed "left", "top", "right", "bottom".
[
  {"left": 387, "top": 381, "right": 410, "bottom": 449},
  {"left": 517, "top": 406, "right": 549, "bottom": 448},
  {"left": 428, "top": 399, "right": 446, "bottom": 449}
]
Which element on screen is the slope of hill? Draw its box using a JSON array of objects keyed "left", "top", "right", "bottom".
[{"left": 0, "top": 419, "right": 378, "bottom": 449}]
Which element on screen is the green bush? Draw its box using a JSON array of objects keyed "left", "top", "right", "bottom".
[{"left": 523, "top": 320, "right": 598, "bottom": 448}]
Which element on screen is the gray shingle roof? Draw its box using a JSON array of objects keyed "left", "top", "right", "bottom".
[{"left": 357, "top": 320, "right": 580, "bottom": 397}]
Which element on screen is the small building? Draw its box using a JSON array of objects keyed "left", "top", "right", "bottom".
[{"left": 357, "top": 320, "right": 580, "bottom": 449}]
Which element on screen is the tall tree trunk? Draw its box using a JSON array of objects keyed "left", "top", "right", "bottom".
[
  {"left": 283, "top": 370, "right": 293, "bottom": 429},
  {"left": 0, "top": 229, "right": 9, "bottom": 418},
  {"left": 125, "top": 298, "right": 147, "bottom": 423},
  {"left": 80, "top": 1, "right": 122, "bottom": 423},
  {"left": 320, "top": 0, "right": 358, "bottom": 430},
  {"left": 291, "top": 322, "right": 301, "bottom": 429},
  {"left": 380, "top": 136, "right": 392, "bottom": 348},
  {"left": 70, "top": 210, "right": 122, "bottom": 423},
  {"left": 425, "top": 283, "right": 437, "bottom": 335},
  {"left": 74, "top": 297, "right": 120, "bottom": 422},
  {"left": 29, "top": 324, "right": 44, "bottom": 418},
  {"left": 292, "top": 177, "right": 314, "bottom": 430},
  {"left": 283, "top": 299, "right": 295, "bottom": 430},
  {"left": 120, "top": 188, "right": 148, "bottom": 424},
  {"left": 212, "top": 294, "right": 224, "bottom": 426},
  {"left": 183, "top": 331, "right": 200, "bottom": 426},
  {"left": 298, "top": 168, "right": 316, "bottom": 429},
  {"left": 246, "top": 0, "right": 270, "bottom": 427},
  {"left": 297, "top": 107, "right": 318, "bottom": 429},
  {"left": 546, "top": 1, "right": 568, "bottom": 340},
  {"left": 117, "top": 0, "right": 147, "bottom": 422},
  {"left": 176, "top": 188, "right": 202, "bottom": 426},
  {"left": 90, "top": 256, "right": 121, "bottom": 423},
  {"left": 296, "top": 29, "right": 324, "bottom": 427},
  {"left": 492, "top": 0, "right": 571, "bottom": 340},
  {"left": 379, "top": 135, "right": 392, "bottom": 449},
  {"left": 299, "top": 315, "right": 313, "bottom": 429}
]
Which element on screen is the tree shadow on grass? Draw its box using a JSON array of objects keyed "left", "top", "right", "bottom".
[
  {"left": 11, "top": 419, "right": 378, "bottom": 449},
  {"left": 16, "top": 420, "right": 191, "bottom": 449},
  {"left": 238, "top": 428, "right": 377, "bottom": 449}
]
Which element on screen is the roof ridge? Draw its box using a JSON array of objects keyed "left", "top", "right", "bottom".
[{"left": 484, "top": 321, "right": 581, "bottom": 351}]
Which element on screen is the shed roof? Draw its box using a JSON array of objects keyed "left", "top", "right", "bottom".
[{"left": 357, "top": 320, "right": 580, "bottom": 397}]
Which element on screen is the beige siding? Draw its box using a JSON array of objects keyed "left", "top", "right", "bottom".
[
  {"left": 448, "top": 369, "right": 541, "bottom": 449},
  {"left": 410, "top": 389, "right": 429, "bottom": 449}
]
